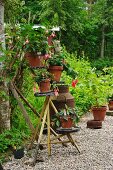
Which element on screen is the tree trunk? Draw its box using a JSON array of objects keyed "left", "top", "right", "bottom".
[
  {"left": 0, "top": 0, "right": 10, "bottom": 133},
  {"left": 100, "top": 25, "right": 105, "bottom": 58}
]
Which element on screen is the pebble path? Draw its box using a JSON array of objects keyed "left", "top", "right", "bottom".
[{"left": 3, "top": 113, "right": 113, "bottom": 170}]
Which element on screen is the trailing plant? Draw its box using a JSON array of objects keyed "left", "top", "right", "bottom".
[
  {"left": 35, "top": 68, "right": 53, "bottom": 83},
  {"left": 20, "top": 24, "right": 49, "bottom": 54},
  {"left": 47, "top": 53, "right": 64, "bottom": 66}
]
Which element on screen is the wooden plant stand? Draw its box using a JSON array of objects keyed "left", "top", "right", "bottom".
[{"left": 30, "top": 91, "right": 80, "bottom": 166}]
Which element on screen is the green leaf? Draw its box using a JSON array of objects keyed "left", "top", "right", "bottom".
[{"left": 0, "top": 57, "right": 5, "bottom": 62}]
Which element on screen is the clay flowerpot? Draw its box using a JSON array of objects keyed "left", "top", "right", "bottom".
[
  {"left": 48, "top": 65, "right": 63, "bottom": 82},
  {"left": 91, "top": 106, "right": 107, "bottom": 121},
  {"left": 108, "top": 100, "right": 113, "bottom": 110},
  {"left": 25, "top": 52, "right": 45, "bottom": 68},
  {"left": 39, "top": 79, "right": 51, "bottom": 93},
  {"left": 60, "top": 116, "right": 73, "bottom": 128}
]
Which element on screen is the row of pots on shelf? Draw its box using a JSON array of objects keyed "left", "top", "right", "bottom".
[
  {"left": 37, "top": 66, "right": 63, "bottom": 92},
  {"left": 25, "top": 52, "right": 64, "bottom": 93}
]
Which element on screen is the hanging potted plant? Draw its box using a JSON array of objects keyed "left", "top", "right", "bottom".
[
  {"left": 55, "top": 105, "right": 79, "bottom": 128},
  {"left": 21, "top": 24, "right": 49, "bottom": 68},
  {"left": 47, "top": 53, "right": 64, "bottom": 82},
  {"left": 35, "top": 68, "right": 53, "bottom": 93}
]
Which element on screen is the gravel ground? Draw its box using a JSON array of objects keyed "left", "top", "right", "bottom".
[{"left": 3, "top": 113, "right": 113, "bottom": 170}]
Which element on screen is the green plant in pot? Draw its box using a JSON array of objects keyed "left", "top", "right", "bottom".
[
  {"left": 90, "top": 77, "right": 109, "bottom": 121},
  {"left": 13, "top": 145, "right": 24, "bottom": 159},
  {"left": 35, "top": 68, "right": 53, "bottom": 93},
  {"left": 55, "top": 105, "right": 79, "bottom": 128},
  {"left": 47, "top": 53, "right": 64, "bottom": 82},
  {"left": 21, "top": 24, "right": 49, "bottom": 67}
]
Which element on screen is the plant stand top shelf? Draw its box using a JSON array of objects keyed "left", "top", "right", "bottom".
[{"left": 34, "top": 91, "right": 55, "bottom": 97}]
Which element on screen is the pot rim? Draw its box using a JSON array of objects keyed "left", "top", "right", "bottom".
[{"left": 48, "top": 65, "right": 63, "bottom": 70}]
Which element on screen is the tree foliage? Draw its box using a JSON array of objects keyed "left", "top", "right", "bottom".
[{"left": 4, "top": 0, "right": 113, "bottom": 59}]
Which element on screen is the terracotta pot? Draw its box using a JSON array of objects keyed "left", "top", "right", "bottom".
[
  {"left": 25, "top": 52, "right": 45, "bottom": 68},
  {"left": 60, "top": 116, "right": 73, "bottom": 128},
  {"left": 108, "top": 100, "right": 113, "bottom": 110},
  {"left": 48, "top": 65, "right": 63, "bottom": 82},
  {"left": 39, "top": 79, "right": 50, "bottom": 93},
  {"left": 91, "top": 106, "right": 107, "bottom": 121}
]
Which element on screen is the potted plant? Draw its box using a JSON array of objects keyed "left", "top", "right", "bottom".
[
  {"left": 90, "top": 77, "right": 109, "bottom": 121},
  {"left": 47, "top": 53, "right": 64, "bottom": 82},
  {"left": 35, "top": 68, "right": 52, "bottom": 93},
  {"left": 21, "top": 24, "right": 49, "bottom": 67},
  {"left": 13, "top": 145, "right": 24, "bottom": 159},
  {"left": 55, "top": 105, "right": 79, "bottom": 128}
]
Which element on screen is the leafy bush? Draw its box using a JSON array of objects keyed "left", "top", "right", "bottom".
[
  {"left": 0, "top": 128, "right": 29, "bottom": 153},
  {"left": 91, "top": 58, "right": 113, "bottom": 72},
  {"left": 61, "top": 51, "right": 112, "bottom": 113}
]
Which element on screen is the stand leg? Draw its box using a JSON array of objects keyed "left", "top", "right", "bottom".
[
  {"left": 29, "top": 97, "right": 50, "bottom": 149},
  {"left": 67, "top": 134, "right": 80, "bottom": 153},
  {"left": 47, "top": 105, "right": 51, "bottom": 156},
  {"left": 49, "top": 100, "right": 67, "bottom": 147},
  {"left": 32, "top": 106, "right": 48, "bottom": 165}
]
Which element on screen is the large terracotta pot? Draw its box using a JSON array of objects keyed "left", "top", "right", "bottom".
[
  {"left": 50, "top": 85, "right": 75, "bottom": 115},
  {"left": 39, "top": 79, "right": 51, "bottom": 93},
  {"left": 60, "top": 116, "right": 73, "bottom": 128},
  {"left": 108, "top": 100, "right": 113, "bottom": 110},
  {"left": 25, "top": 52, "right": 45, "bottom": 68},
  {"left": 48, "top": 65, "right": 63, "bottom": 82},
  {"left": 91, "top": 106, "right": 107, "bottom": 121}
]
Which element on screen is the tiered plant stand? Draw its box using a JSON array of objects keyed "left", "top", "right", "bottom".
[{"left": 29, "top": 91, "right": 80, "bottom": 166}]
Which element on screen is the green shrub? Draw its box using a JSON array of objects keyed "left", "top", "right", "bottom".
[
  {"left": 0, "top": 128, "right": 29, "bottom": 153},
  {"left": 61, "top": 51, "right": 112, "bottom": 113},
  {"left": 91, "top": 58, "right": 113, "bottom": 72}
]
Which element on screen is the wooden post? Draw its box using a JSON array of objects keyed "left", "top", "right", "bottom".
[
  {"left": 47, "top": 104, "right": 51, "bottom": 156},
  {"left": 14, "top": 85, "right": 39, "bottom": 117},
  {"left": 10, "top": 82, "right": 35, "bottom": 134},
  {"left": 29, "top": 96, "right": 50, "bottom": 149}
]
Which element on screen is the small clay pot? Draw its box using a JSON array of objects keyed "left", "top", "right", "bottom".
[
  {"left": 48, "top": 65, "right": 63, "bottom": 82},
  {"left": 25, "top": 52, "right": 45, "bottom": 68},
  {"left": 60, "top": 116, "right": 73, "bottom": 128},
  {"left": 92, "top": 106, "right": 107, "bottom": 121},
  {"left": 39, "top": 79, "right": 51, "bottom": 93}
]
